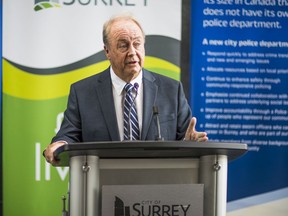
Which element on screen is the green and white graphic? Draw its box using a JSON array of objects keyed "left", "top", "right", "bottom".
[
  {"left": 3, "top": 0, "right": 182, "bottom": 215},
  {"left": 34, "top": 0, "right": 60, "bottom": 11}
]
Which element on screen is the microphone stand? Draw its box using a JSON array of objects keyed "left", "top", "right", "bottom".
[{"left": 153, "top": 106, "right": 164, "bottom": 141}]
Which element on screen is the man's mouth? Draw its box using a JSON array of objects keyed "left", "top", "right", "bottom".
[{"left": 127, "top": 61, "right": 137, "bottom": 65}]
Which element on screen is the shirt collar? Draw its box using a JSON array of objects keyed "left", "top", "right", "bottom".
[{"left": 110, "top": 67, "right": 143, "bottom": 96}]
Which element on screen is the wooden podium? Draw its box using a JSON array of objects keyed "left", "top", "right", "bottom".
[{"left": 55, "top": 141, "right": 247, "bottom": 216}]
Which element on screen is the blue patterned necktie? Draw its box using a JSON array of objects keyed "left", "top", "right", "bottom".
[{"left": 123, "top": 83, "right": 140, "bottom": 140}]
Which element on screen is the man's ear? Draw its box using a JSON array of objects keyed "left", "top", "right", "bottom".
[
  {"left": 104, "top": 46, "right": 109, "bottom": 53},
  {"left": 104, "top": 46, "right": 110, "bottom": 59}
]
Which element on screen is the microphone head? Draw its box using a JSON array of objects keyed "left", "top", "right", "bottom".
[
  {"left": 134, "top": 82, "right": 139, "bottom": 91},
  {"left": 153, "top": 106, "right": 159, "bottom": 114}
]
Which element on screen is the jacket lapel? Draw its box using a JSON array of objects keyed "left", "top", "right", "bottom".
[
  {"left": 95, "top": 69, "right": 120, "bottom": 141},
  {"left": 141, "top": 70, "right": 157, "bottom": 140}
]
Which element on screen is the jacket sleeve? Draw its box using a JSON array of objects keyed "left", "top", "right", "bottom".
[
  {"left": 176, "top": 82, "right": 192, "bottom": 140},
  {"left": 51, "top": 84, "right": 82, "bottom": 144}
]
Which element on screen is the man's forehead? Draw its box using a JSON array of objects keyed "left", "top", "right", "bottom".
[
  {"left": 111, "top": 19, "right": 142, "bottom": 32},
  {"left": 112, "top": 28, "right": 143, "bottom": 41},
  {"left": 117, "top": 35, "right": 143, "bottom": 41}
]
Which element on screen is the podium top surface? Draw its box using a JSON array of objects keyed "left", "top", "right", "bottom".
[{"left": 54, "top": 141, "right": 247, "bottom": 166}]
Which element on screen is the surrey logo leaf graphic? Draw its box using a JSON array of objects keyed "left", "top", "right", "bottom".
[{"left": 34, "top": 0, "right": 61, "bottom": 11}]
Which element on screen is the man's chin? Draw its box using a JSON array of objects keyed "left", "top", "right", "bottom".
[
  {"left": 126, "top": 72, "right": 140, "bottom": 82},
  {"left": 126, "top": 67, "right": 141, "bottom": 75}
]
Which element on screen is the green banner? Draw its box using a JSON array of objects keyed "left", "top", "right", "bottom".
[{"left": 2, "top": 58, "right": 111, "bottom": 215}]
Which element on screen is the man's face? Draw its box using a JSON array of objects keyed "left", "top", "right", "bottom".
[{"left": 104, "top": 19, "right": 145, "bottom": 82}]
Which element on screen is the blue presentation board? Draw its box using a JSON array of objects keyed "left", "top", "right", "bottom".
[{"left": 190, "top": 0, "right": 288, "bottom": 201}]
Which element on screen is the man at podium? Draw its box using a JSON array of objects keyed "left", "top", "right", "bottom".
[{"left": 43, "top": 13, "right": 208, "bottom": 165}]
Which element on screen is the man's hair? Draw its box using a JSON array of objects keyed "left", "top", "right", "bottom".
[{"left": 102, "top": 13, "right": 145, "bottom": 47}]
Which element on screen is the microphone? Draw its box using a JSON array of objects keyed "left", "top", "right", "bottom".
[
  {"left": 153, "top": 106, "right": 164, "bottom": 141},
  {"left": 127, "top": 82, "right": 139, "bottom": 140}
]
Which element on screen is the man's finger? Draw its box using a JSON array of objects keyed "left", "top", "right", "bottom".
[
  {"left": 187, "top": 117, "right": 197, "bottom": 132},
  {"left": 185, "top": 117, "right": 197, "bottom": 140},
  {"left": 196, "top": 132, "right": 208, "bottom": 142},
  {"left": 191, "top": 117, "right": 196, "bottom": 131}
]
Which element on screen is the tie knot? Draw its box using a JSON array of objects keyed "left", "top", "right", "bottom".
[{"left": 124, "top": 83, "right": 134, "bottom": 93}]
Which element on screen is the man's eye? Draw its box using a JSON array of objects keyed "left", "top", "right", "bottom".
[
  {"left": 118, "top": 43, "right": 128, "bottom": 49},
  {"left": 134, "top": 42, "right": 143, "bottom": 49}
]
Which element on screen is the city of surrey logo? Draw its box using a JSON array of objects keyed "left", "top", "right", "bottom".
[
  {"left": 34, "top": 0, "right": 61, "bottom": 11},
  {"left": 113, "top": 196, "right": 192, "bottom": 216}
]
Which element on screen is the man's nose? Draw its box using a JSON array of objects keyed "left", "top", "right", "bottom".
[{"left": 127, "top": 45, "right": 136, "bottom": 56}]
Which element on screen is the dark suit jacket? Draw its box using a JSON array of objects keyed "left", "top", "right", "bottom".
[{"left": 52, "top": 68, "right": 192, "bottom": 143}]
